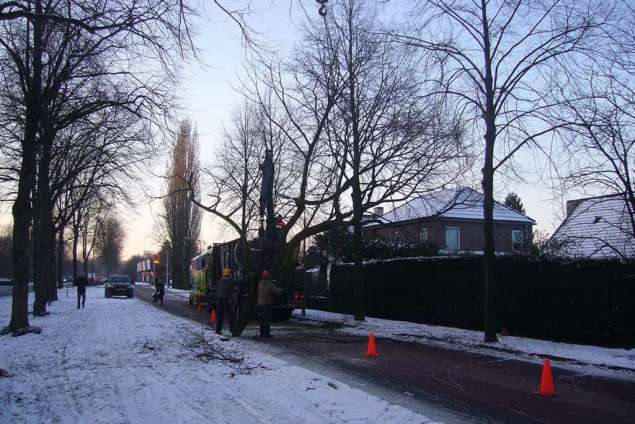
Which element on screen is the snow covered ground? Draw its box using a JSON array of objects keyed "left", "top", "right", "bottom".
[
  {"left": 0, "top": 288, "right": 439, "bottom": 424},
  {"left": 292, "top": 309, "right": 635, "bottom": 378}
]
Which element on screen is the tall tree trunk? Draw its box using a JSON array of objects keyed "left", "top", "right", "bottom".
[
  {"left": 8, "top": 0, "right": 44, "bottom": 332},
  {"left": 83, "top": 255, "right": 89, "bottom": 276},
  {"left": 72, "top": 228, "right": 79, "bottom": 281},
  {"left": 56, "top": 228, "right": 64, "bottom": 289},
  {"left": 482, "top": 138, "right": 497, "bottom": 343},
  {"left": 480, "top": 1, "right": 497, "bottom": 343},
  {"left": 351, "top": 194, "right": 364, "bottom": 321},
  {"left": 32, "top": 217, "right": 39, "bottom": 308},
  {"left": 8, "top": 141, "right": 36, "bottom": 332},
  {"left": 347, "top": 3, "right": 364, "bottom": 322},
  {"left": 48, "top": 223, "right": 59, "bottom": 300},
  {"left": 81, "top": 232, "right": 88, "bottom": 276},
  {"left": 34, "top": 141, "right": 54, "bottom": 312}
]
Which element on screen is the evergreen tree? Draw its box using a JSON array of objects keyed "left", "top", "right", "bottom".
[{"left": 504, "top": 192, "right": 526, "bottom": 215}]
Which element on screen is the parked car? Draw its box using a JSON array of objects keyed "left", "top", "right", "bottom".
[{"left": 104, "top": 275, "right": 134, "bottom": 298}]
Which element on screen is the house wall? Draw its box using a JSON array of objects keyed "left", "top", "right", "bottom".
[{"left": 364, "top": 218, "right": 532, "bottom": 253}]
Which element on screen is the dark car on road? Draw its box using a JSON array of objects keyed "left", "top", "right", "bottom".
[{"left": 105, "top": 275, "right": 134, "bottom": 298}]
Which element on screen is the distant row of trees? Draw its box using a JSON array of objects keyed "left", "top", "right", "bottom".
[
  {"left": 0, "top": 0, "right": 197, "bottom": 335},
  {"left": 0, "top": 0, "right": 252, "bottom": 334},
  {"left": 0, "top": 215, "right": 124, "bottom": 281}
]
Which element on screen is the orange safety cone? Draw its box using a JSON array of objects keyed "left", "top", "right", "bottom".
[
  {"left": 197, "top": 303, "right": 203, "bottom": 312},
  {"left": 209, "top": 309, "right": 217, "bottom": 324},
  {"left": 366, "top": 332, "right": 378, "bottom": 357},
  {"left": 534, "top": 359, "right": 556, "bottom": 396}
]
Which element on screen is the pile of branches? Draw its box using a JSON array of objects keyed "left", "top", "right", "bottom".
[{"left": 179, "top": 326, "right": 263, "bottom": 374}]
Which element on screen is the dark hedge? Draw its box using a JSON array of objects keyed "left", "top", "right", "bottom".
[{"left": 325, "top": 256, "right": 635, "bottom": 348}]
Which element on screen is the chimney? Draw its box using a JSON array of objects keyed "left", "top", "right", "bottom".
[
  {"left": 373, "top": 206, "right": 384, "bottom": 217},
  {"left": 566, "top": 199, "right": 582, "bottom": 217}
]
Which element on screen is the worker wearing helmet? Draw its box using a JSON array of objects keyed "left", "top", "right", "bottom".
[
  {"left": 258, "top": 270, "right": 281, "bottom": 338},
  {"left": 216, "top": 267, "right": 238, "bottom": 335}
]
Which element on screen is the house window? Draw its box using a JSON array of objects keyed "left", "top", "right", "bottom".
[
  {"left": 512, "top": 230, "right": 523, "bottom": 251},
  {"left": 420, "top": 227, "right": 428, "bottom": 243},
  {"left": 445, "top": 227, "right": 460, "bottom": 251}
]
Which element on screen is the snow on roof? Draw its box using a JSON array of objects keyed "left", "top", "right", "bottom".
[
  {"left": 550, "top": 195, "right": 635, "bottom": 259},
  {"left": 372, "top": 187, "right": 535, "bottom": 226}
]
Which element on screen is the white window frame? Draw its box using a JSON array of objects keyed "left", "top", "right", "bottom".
[
  {"left": 445, "top": 227, "right": 460, "bottom": 251},
  {"left": 512, "top": 230, "right": 523, "bottom": 251},
  {"left": 419, "top": 227, "right": 428, "bottom": 243}
]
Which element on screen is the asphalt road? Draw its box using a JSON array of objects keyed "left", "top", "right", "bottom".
[
  {"left": 0, "top": 282, "right": 33, "bottom": 297},
  {"left": 134, "top": 284, "right": 635, "bottom": 424}
]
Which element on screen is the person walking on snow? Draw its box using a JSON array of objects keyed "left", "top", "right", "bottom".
[
  {"left": 216, "top": 268, "right": 238, "bottom": 336},
  {"left": 258, "top": 270, "right": 281, "bottom": 338},
  {"left": 75, "top": 274, "right": 88, "bottom": 309}
]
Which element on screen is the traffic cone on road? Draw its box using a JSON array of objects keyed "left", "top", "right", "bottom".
[
  {"left": 366, "top": 332, "right": 378, "bottom": 357},
  {"left": 534, "top": 359, "right": 556, "bottom": 396},
  {"left": 209, "top": 309, "right": 217, "bottom": 324}
]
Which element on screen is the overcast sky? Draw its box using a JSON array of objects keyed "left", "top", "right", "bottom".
[{"left": 113, "top": 1, "right": 574, "bottom": 259}]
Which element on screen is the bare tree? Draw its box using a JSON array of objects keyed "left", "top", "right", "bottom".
[
  {"left": 0, "top": 0, "right": 196, "bottom": 333},
  {"left": 192, "top": 20, "right": 347, "bottom": 335},
  {"left": 197, "top": 101, "right": 265, "bottom": 252},
  {"left": 96, "top": 211, "right": 125, "bottom": 276},
  {"left": 163, "top": 119, "right": 201, "bottom": 289},
  {"left": 193, "top": 97, "right": 295, "bottom": 335},
  {"left": 322, "top": 0, "right": 468, "bottom": 320},
  {"left": 79, "top": 199, "right": 106, "bottom": 277},
  {"left": 549, "top": 4, "right": 635, "bottom": 251},
  {"left": 191, "top": 1, "right": 467, "bottom": 331},
  {"left": 396, "top": 0, "right": 610, "bottom": 342}
]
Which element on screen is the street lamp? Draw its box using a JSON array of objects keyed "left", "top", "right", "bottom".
[{"left": 153, "top": 256, "right": 160, "bottom": 282}]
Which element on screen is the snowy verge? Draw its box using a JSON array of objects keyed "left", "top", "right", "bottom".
[
  {"left": 292, "top": 309, "right": 635, "bottom": 377},
  {"left": 0, "top": 288, "right": 438, "bottom": 424},
  {"left": 135, "top": 281, "right": 191, "bottom": 300}
]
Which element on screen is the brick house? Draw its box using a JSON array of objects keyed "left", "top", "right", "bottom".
[{"left": 364, "top": 188, "right": 535, "bottom": 254}]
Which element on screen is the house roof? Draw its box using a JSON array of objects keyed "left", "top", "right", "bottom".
[
  {"left": 550, "top": 194, "right": 634, "bottom": 259},
  {"left": 370, "top": 187, "right": 535, "bottom": 226}
]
